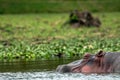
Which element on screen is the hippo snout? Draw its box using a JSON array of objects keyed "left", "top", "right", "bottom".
[{"left": 56, "top": 65, "right": 72, "bottom": 73}]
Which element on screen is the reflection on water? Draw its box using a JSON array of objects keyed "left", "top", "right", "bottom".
[
  {"left": 0, "top": 72, "right": 120, "bottom": 80},
  {"left": 0, "top": 58, "right": 120, "bottom": 80},
  {"left": 0, "top": 58, "right": 78, "bottom": 72}
]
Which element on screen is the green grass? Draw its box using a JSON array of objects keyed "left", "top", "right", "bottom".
[
  {"left": 0, "top": 12, "right": 120, "bottom": 61},
  {"left": 0, "top": 0, "right": 120, "bottom": 14}
]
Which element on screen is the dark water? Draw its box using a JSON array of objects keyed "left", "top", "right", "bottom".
[
  {"left": 0, "top": 58, "right": 76, "bottom": 72},
  {"left": 0, "top": 59, "right": 120, "bottom": 80}
]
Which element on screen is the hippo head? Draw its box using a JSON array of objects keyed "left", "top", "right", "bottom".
[
  {"left": 72, "top": 50, "right": 106, "bottom": 73},
  {"left": 56, "top": 50, "right": 110, "bottom": 73}
]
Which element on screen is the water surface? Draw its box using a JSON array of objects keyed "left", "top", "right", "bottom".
[
  {"left": 0, "top": 59, "right": 120, "bottom": 80},
  {"left": 0, "top": 71, "right": 120, "bottom": 80}
]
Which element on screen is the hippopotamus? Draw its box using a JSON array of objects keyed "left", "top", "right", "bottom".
[{"left": 56, "top": 50, "right": 120, "bottom": 73}]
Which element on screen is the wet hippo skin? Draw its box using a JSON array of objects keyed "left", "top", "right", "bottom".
[{"left": 56, "top": 50, "right": 120, "bottom": 73}]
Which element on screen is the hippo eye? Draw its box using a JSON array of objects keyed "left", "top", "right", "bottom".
[{"left": 83, "top": 53, "right": 91, "bottom": 59}]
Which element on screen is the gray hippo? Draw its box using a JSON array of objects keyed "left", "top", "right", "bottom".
[{"left": 56, "top": 50, "right": 120, "bottom": 73}]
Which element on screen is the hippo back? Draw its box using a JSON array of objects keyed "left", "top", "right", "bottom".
[{"left": 104, "top": 52, "right": 120, "bottom": 73}]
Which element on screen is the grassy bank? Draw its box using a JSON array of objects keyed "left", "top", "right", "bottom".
[
  {"left": 0, "top": 12, "right": 120, "bottom": 61},
  {"left": 0, "top": 0, "right": 120, "bottom": 14}
]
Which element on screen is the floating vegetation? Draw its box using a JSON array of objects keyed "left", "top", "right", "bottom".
[{"left": 0, "top": 38, "right": 120, "bottom": 61}]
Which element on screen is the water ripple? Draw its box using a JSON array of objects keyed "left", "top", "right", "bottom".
[{"left": 0, "top": 71, "right": 120, "bottom": 80}]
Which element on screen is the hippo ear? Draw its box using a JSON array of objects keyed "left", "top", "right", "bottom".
[
  {"left": 83, "top": 53, "right": 91, "bottom": 59},
  {"left": 96, "top": 50, "right": 105, "bottom": 57}
]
